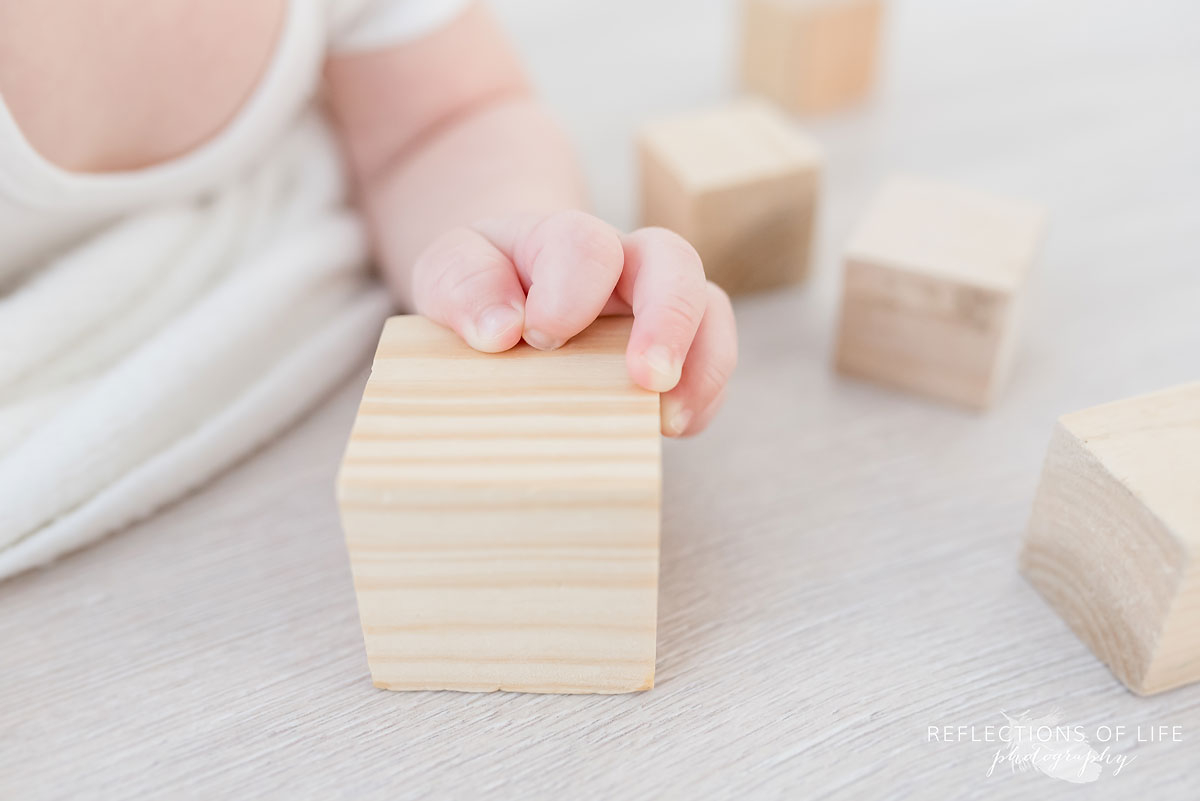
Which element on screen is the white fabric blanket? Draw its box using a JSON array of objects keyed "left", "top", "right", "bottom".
[{"left": 0, "top": 115, "right": 390, "bottom": 580}]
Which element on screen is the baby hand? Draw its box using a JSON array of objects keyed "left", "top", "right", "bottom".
[{"left": 410, "top": 211, "right": 737, "bottom": 436}]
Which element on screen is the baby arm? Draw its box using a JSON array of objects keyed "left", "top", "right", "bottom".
[{"left": 324, "top": 3, "right": 736, "bottom": 436}]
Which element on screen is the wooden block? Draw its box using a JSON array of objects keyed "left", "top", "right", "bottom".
[
  {"left": 336, "top": 316, "right": 661, "bottom": 694},
  {"left": 1020, "top": 382, "right": 1200, "bottom": 695},
  {"left": 741, "top": 0, "right": 884, "bottom": 114},
  {"left": 833, "top": 175, "right": 1046, "bottom": 409},
  {"left": 638, "top": 99, "right": 823, "bottom": 295}
]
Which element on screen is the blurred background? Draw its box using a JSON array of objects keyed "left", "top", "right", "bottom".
[
  {"left": 493, "top": 0, "right": 1199, "bottom": 398},
  {"left": 3, "top": 2, "right": 1198, "bottom": 798}
]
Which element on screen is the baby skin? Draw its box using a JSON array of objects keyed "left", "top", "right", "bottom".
[{"left": 0, "top": 0, "right": 737, "bottom": 435}]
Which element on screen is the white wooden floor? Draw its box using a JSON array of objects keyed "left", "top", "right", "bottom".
[{"left": 3, "top": 1, "right": 1199, "bottom": 798}]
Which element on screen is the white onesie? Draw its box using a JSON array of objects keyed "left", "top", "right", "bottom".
[{"left": 0, "top": 0, "right": 467, "bottom": 580}]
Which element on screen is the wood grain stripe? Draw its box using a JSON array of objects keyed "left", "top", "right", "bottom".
[{"left": 339, "top": 316, "right": 661, "bottom": 694}]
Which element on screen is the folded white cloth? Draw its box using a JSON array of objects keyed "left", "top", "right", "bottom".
[{"left": 0, "top": 115, "right": 390, "bottom": 580}]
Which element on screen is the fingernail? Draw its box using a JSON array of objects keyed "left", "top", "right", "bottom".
[
  {"left": 661, "top": 397, "right": 693, "bottom": 437},
  {"left": 641, "top": 345, "right": 682, "bottom": 392},
  {"left": 474, "top": 303, "right": 523, "bottom": 346},
  {"left": 524, "top": 328, "right": 562, "bottom": 350}
]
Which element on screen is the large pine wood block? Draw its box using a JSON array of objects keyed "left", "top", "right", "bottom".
[
  {"left": 1021, "top": 383, "right": 1200, "bottom": 695},
  {"left": 336, "top": 316, "right": 662, "bottom": 694},
  {"left": 834, "top": 176, "right": 1046, "bottom": 409},
  {"left": 741, "top": 0, "right": 884, "bottom": 113},
  {"left": 638, "top": 99, "right": 823, "bottom": 296}
]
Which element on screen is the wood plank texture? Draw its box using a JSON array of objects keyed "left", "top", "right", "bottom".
[
  {"left": 337, "top": 316, "right": 661, "bottom": 693},
  {"left": 1021, "top": 382, "right": 1200, "bottom": 695},
  {"left": 834, "top": 175, "right": 1047, "bottom": 408},
  {"left": 638, "top": 99, "right": 822, "bottom": 295}
]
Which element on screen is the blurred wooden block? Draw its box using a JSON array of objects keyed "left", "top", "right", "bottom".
[
  {"left": 834, "top": 176, "right": 1046, "bottom": 408},
  {"left": 337, "top": 316, "right": 662, "bottom": 694},
  {"left": 741, "top": 0, "right": 884, "bottom": 113},
  {"left": 1021, "top": 382, "right": 1200, "bottom": 695},
  {"left": 638, "top": 99, "right": 823, "bottom": 295}
]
